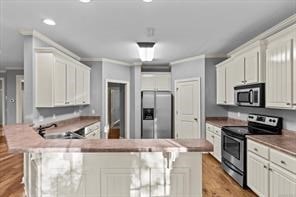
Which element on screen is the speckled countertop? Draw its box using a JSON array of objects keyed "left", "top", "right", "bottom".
[
  {"left": 206, "top": 117, "right": 296, "bottom": 157},
  {"left": 3, "top": 116, "right": 213, "bottom": 153}
]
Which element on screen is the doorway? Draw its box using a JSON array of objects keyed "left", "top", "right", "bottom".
[
  {"left": 175, "top": 78, "right": 201, "bottom": 139},
  {"left": 105, "top": 80, "right": 130, "bottom": 139},
  {"left": 16, "top": 75, "right": 24, "bottom": 124},
  {"left": 0, "top": 78, "right": 5, "bottom": 126}
]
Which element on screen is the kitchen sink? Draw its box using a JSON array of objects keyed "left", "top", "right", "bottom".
[{"left": 43, "top": 131, "right": 84, "bottom": 139}]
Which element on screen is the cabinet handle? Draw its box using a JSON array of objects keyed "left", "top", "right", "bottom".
[
  {"left": 269, "top": 168, "right": 273, "bottom": 172},
  {"left": 212, "top": 135, "right": 215, "bottom": 139},
  {"left": 254, "top": 148, "right": 258, "bottom": 152},
  {"left": 286, "top": 103, "right": 291, "bottom": 106},
  {"left": 224, "top": 101, "right": 227, "bottom": 104},
  {"left": 263, "top": 165, "right": 267, "bottom": 169},
  {"left": 280, "top": 160, "right": 286, "bottom": 165}
]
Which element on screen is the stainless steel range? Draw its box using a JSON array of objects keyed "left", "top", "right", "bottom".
[{"left": 221, "top": 114, "right": 282, "bottom": 187}]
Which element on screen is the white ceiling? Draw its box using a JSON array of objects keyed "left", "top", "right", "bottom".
[{"left": 0, "top": 0, "right": 295, "bottom": 68}]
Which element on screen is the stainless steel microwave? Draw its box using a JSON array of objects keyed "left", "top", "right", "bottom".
[{"left": 234, "top": 83, "right": 265, "bottom": 107}]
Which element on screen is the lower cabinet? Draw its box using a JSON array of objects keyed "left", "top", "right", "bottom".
[
  {"left": 247, "top": 139, "right": 296, "bottom": 197},
  {"left": 206, "top": 123, "right": 221, "bottom": 162},
  {"left": 25, "top": 152, "right": 202, "bottom": 197},
  {"left": 247, "top": 152, "right": 269, "bottom": 197},
  {"left": 269, "top": 163, "right": 296, "bottom": 197}
]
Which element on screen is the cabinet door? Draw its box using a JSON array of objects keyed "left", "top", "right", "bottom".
[
  {"left": 66, "top": 63, "right": 76, "bottom": 105},
  {"left": 266, "top": 36, "right": 293, "bottom": 108},
  {"left": 155, "top": 74, "right": 171, "bottom": 91},
  {"left": 213, "top": 134, "right": 221, "bottom": 162},
  {"left": 216, "top": 65, "right": 226, "bottom": 104},
  {"left": 83, "top": 68, "right": 90, "bottom": 104},
  {"left": 141, "top": 74, "right": 155, "bottom": 91},
  {"left": 54, "top": 59, "right": 66, "bottom": 106},
  {"left": 231, "top": 56, "right": 245, "bottom": 86},
  {"left": 245, "top": 49, "right": 259, "bottom": 84},
  {"left": 75, "top": 65, "right": 84, "bottom": 105},
  {"left": 247, "top": 151, "right": 269, "bottom": 197},
  {"left": 269, "top": 163, "right": 296, "bottom": 197}
]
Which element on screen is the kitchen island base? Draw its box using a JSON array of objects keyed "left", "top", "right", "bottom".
[{"left": 24, "top": 152, "right": 202, "bottom": 197}]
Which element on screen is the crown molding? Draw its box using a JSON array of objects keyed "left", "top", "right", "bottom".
[
  {"left": 20, "top": 29, "right": 81, "bottom": 61},
  {"left": 81, "top": 57, "right": 131, "bottom": 66},
  {"left": 170, "top": 54, "right": 206, "bottom": 66},
  {"left": 205, "top": 54, "right": 228, "bottom": 58},
  {"left": 228, "top": 13, "right": 296, "bottom": 56}
]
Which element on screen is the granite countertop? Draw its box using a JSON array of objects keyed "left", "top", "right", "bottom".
[
  {"left": 246, "top": 131, "right": 296, "bottom": 157},
  {"left": 40, "top": 116, "right": 100, "bottom": 134},
  {"left": 4, "top": 117, "right": 213, "bottom": 153},
  {"left": 206, "top": 117, "right": 247, "bottom": 128},
  {"left": 206, "top": 117, "right": 296, "bottom": 157}
]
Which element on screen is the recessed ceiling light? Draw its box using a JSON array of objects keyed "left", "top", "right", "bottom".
[
  {"left": 80, "top": 0, "right": 91, "bottom": 3},
  {"left": 43, "top": 19, "right": 56, "bottom": 26},
  {"left": 143, "top": 0, "right": 152, "bottom": 2}
]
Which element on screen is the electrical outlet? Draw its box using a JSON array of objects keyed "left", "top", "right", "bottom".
[
  {"left": 237, "top": 112, "right": 241, "bottom": 117},
  {"left": 92, "top": 109, "right": 95, "bottom": 115}
]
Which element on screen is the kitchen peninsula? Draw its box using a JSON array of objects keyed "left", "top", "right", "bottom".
[{"left": 4, "top": 120, "right": 212, "bottom": 197}]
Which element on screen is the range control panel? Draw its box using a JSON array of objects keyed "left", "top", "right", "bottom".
[{"left": 248, "top": 114, "right": 280, "bottom": 127}]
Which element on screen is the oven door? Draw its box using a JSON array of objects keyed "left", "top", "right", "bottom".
[{"left": 222, "top": 131, "right": 245, "bottom": 171}]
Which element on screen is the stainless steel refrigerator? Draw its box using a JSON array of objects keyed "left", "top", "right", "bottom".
[{"left": 141, "top": 91, "right": 172, "bottom": 139}]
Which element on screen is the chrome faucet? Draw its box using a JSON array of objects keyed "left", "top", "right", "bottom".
[{"left": 37, "top": 123, "right": 57, "bottom": 137}]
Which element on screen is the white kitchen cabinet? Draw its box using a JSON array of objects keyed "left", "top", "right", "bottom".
[
  {"left": 141, "top": 73, "right": 171, "bottom": 91},
  {"left": 244, "top": 48, "right": 260, "bottom": 84},
  {"left": 53, "top": 59, "right": 66, "bottom": 106},
  {"left": 26, "top": 152, "right": 202, "bottom": 197},
  {"left": 66, "top": 62, "right": 76, "bottom": 105},
  {"left": 216, "top": 64, "right": 226, "bottom": 104},
  {"left": 206, "top": 123, "right": 221, "bottom": 162},
  {"left": 269, "top": 163, "right": 296, "bottom": 197},
  {"left": 247, "top": 151, "right": 269, "bottom": 197},
  {"left": 76, "top": 65, "right": 90, "bottom": 105},
  {"left": 266, "top": 27, "right": 295, "bottom": 109},
  {"left": 247, "top": 139, "right": 296, "bottom": 197},
  {"left": 35, "top": 48, "right": 90, "bottom": 107}
]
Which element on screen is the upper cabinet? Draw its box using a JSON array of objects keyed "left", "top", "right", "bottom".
[
  {"left": 216, "top": 41, "right": 266, "bottom": 105},
  {"left": 265, "top": 26, "right": 295, "bottom": 109},
  {"left": 35, "top": 48, "right": 90, "bottom": 108},
  {"left": 141, "top": 73, "right": 171, "bottom": 91},
  {"left": 216, "top": 63, "right": 226, "bottom": 104}
]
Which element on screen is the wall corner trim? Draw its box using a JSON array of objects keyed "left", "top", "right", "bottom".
[
  {"left": 19, "top": 29, "right": 81, "bottom": 61},
  {"left": 170, "top": 54, "right": 206, "bottom": 66}
]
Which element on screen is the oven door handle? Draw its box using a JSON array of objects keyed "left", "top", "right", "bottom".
[
  {"left": 249, "top": 89, "right": 253, "bottom": 104},
  {"left": 222, "top": 130, "right": 245, "bottom": 141}
]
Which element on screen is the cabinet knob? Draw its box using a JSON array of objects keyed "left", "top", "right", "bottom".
[
  {"left": 254, "top": 148, "right": 258, "bottom": 152},
  {"left": 263, "top": 165, "right": 267, "bottom": 169},
  {"left": 286, "top": 103, "right": 291, "bottom": 106},
  {"left": 280, "top": 160, "right": 286, "bottom": 165}
]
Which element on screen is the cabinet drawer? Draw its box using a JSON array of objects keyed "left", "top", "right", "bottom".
[
  {"left": 270, "top": 149, "right": 296, "bottom": 174},
  {"left": 206, "top": 124, "right": 214, "bottom": 133},
  {"left": 213, "top": 126, "right": 221, "bottom": 136},
  {"left": 247, "top": 140, "right": 269, "bottom": 160}
]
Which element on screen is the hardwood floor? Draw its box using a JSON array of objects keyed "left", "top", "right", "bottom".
[
  {"left": 202, "top": 153, "right": 257, "bottom": 197},
  {"left": 0, "top": 129, "right": 256, "bottom": 197},
  {"left": 0, "top": 129, "right": 24, "bottom": 197}
]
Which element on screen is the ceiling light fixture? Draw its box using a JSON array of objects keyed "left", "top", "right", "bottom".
[
  {"left": 43, "top": 19, "right": 56, "bottom": 26},
  {"left": 80, "top": 0, "right": 91, "bottom": 3},
  {"left": 137, "top": 42, "right": 156, "bottom": 62},
  {"left": 143, "top": 0, "right": 152, "bottom": 2}
]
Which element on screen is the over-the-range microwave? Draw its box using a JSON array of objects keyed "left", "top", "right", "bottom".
[{"left": 234, "top": 83, "right": 265, "bottom": 107}]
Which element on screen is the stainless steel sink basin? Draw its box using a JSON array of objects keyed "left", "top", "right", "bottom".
[{"left": 43, "top": 131, "right": 84, "bottom": 139}]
